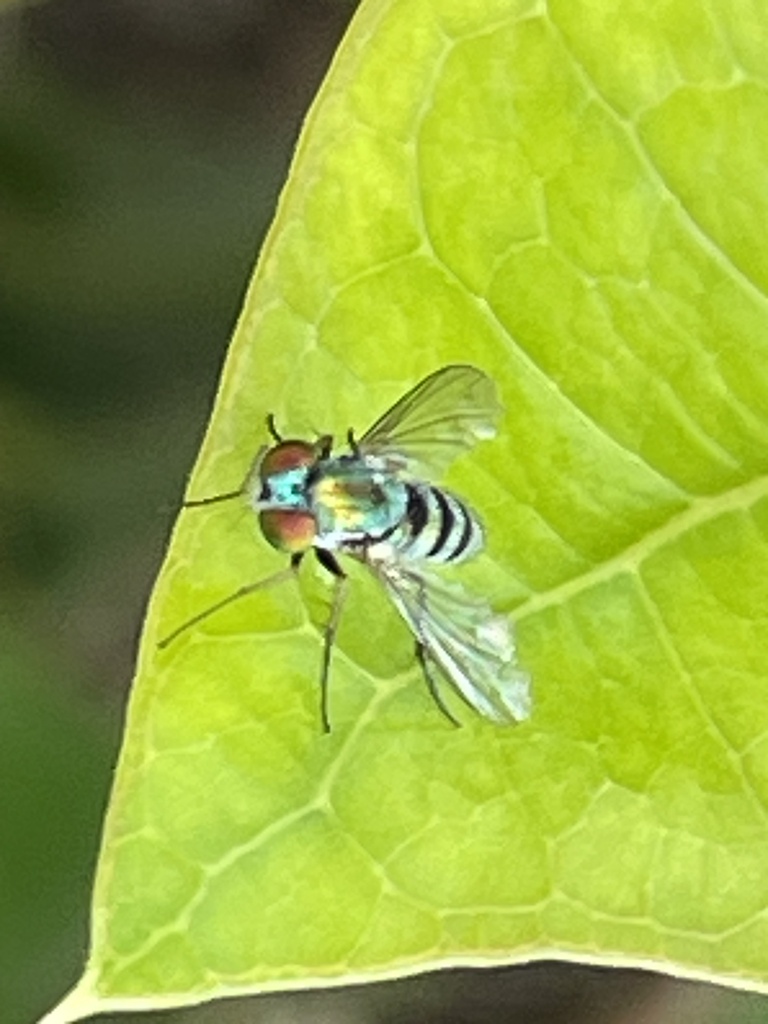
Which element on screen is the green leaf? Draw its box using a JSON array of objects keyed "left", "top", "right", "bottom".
[{"left": 43, "top": 0, "right": 768, "bottom": 1019}]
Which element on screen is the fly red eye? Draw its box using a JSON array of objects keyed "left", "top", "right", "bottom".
[
  {"left": 259, "top": 441, "right": 317, "bottom": 480},
  {"left": 259, "top": 510, "right": 316, "bottom": 553}
]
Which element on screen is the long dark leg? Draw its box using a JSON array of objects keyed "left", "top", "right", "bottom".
[
  {"left": 158, "top": 553, "right": 302, "bottom": 649},
  {"left": 413, "top": 578, "right": 461, "bottom": 727},
  {"left": 314, "top": 548, "right": 348, "bottom": 733},
  {"left": 415, "top": 642, "right": 461, "bottom": 727}
]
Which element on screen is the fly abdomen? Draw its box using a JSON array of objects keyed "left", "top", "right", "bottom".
[{"left": 393, "top": 483, "right": 482, "bottom": 564}]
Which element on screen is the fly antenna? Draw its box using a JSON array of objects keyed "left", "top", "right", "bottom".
[
  {"left": 316, "top": 433, "right": 333, "bottom": 459},
  {"left": 266, "top": 413, "right": 282, "bottom": 442},
  {"left": 183, "top": 489, "right": 244, "bottom": 509},
  {"left": 183, "top": 443, "right": 270, "bottom": 509}
]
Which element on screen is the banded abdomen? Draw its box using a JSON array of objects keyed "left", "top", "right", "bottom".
[
  {"left": 383, "top": 482, "right": 483, "bottom": 565},
  {"left": 310, "top": 460, "right": 483, "bottom": 565}
]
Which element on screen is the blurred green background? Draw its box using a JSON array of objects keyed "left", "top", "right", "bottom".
[{"left": 2, "top": 2, "right": 767, "bottom": 1022}]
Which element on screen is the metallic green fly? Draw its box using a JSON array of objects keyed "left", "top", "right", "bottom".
[{"left": 160, "top": 364, "right": 531, "bottom": 731}]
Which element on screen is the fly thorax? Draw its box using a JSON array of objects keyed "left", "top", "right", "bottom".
[{"left": 310, "top": 461, "right": 408, "bottom": 540}]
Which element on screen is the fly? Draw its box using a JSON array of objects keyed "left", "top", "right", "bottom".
[{"left": 159, "top": 364, "right": 531, "bottom": 731}]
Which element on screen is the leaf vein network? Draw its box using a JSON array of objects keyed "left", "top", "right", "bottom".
[
  {"left": 516, "top": 474, "right": 768, "bottom": 621},
  {"left": 544, "top": 7, "right": 768, "bottom": 311}
]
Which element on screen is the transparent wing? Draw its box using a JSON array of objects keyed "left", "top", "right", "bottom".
[
  {"left": 357, "top": 364, "right": 502, "bottom": 478},
  {"left": 371, "top": 557, "right": 531, "bottom": 723}
]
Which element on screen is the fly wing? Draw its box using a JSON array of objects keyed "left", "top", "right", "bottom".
[
  {"left": 357, "top": 365, "right": 502, "bottom": 478},
  {"left": 371, "top": 556, "right": 531, "bottom": 723}
]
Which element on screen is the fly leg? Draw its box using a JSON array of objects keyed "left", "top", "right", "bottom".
[
  {"left": 413, "top": 579, "right": 461, "bottom": 728},
  {"left": 158, "top": 552, "right": 303, "bottom": 649},
  {"left": 346, "top": 427, "right": 361, "bottom": 458},
  {"left": 414, "top": 643, "right": 462, "bottom": 727},
  {"left": 314, "top": 548, "right": 349, "bottom": 734}
]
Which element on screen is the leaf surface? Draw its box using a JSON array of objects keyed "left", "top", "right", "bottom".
[{"left": 45, "top": 0, "right": 768, "bottom": 1019}]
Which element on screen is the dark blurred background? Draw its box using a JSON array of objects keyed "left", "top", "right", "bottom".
[{"left": 2, "top": 2, "right": 767, "bottom": 1022}]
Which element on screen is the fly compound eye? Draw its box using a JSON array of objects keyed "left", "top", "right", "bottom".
[
  {"left": 259, "top": 440, "right": 317, "bottom": 480},
  {"left": 259, "top": 509, "right": 316, "bottom": 553}
]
